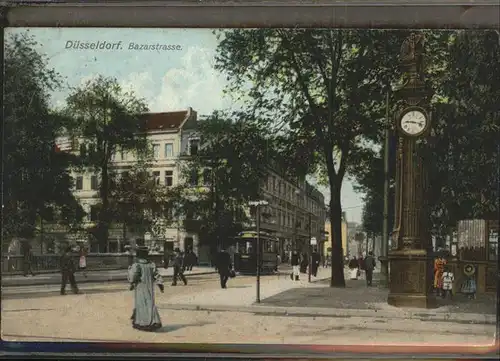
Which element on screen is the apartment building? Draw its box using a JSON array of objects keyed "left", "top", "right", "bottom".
[
  {"left": 258, "top": 161, "right": 327, "bottom": 260},
  {"left": 63, "top": 108, "right": 201, "bottom": 254},
  {"left": 52, "top": 107, "right": 326, "bottom": 260}
]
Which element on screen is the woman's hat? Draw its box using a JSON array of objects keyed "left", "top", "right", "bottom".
[
  {"left": 174, "top": 248, "right": 181, "bottom": 253},
  {"left": 136, "top": 245, "right": 149, "bottom": 252}
]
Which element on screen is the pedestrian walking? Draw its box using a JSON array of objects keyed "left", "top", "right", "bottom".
[
  {"left": 21, "top": 240, "right": 35, "bottom": 277},
  {"left": 348, "top": 256, "right": 359, "bottom": 280},
  {"left": 184, "top": 247, "right": 197, "bottom": 271},
  {"left": 162, "top": 246, "right": 169, "bottom": 269},
  {"left": 441, "top": 266, "right": 454, "bottom": 299},
  {"left": 311, "top": 249, "right": 320, "bottom": 277},
  {"left": 290, "top": 250, "right": 300, "bottom": 281},
  {"left": 78, "top": 244, "right": 88, "bottom": 278},
  {"left": 300, "top": 252, "right": 308, "bottom": 274},
  {"left": 215, "top": 247, "right": 233, "bottom": 289},
  {"left": 364, "top": 251, "right": 376, "bottom": 286},
  {"left": 128, "top": 245, "right": 164, "bottom": 332},
  {"left": 171, "top": 248, "right": 187, "bottom": 286},
  {"left": 60, "top": 245, "right": 79, "bottom": 295}
]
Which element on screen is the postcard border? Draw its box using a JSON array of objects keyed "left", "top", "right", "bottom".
[{"left": 1, "top": 2, "right": 499, "bottom": 29}]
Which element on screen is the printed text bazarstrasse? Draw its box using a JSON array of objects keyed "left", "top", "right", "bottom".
[{"left": 65, "top": 40, "right": 183, "bottom": 51}]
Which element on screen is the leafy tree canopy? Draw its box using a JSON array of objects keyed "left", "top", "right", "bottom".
[
  {"left": 214, "top": 29, "right": 441, "bottom": 286},
  {"left": 3, "top": 32, "right": 84, "bottom": 249},
  {"left": 63, "top": 76, "right": 150, "bottom": 250}
]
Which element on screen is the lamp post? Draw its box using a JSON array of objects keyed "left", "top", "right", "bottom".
[
  {"left": 308, "top": 213, "right": 313, "bottom": 283},
  {"left": 249, "top": 200, "right": 269, "bottom": 303}
]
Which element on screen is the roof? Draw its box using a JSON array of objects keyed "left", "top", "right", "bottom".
[{"left": 141, "top": 110, "right": 189, "bottom": 131}]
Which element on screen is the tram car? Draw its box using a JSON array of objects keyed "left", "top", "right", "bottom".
[{"left": 233, "top": 231, "right": 278, "bottom": 275}]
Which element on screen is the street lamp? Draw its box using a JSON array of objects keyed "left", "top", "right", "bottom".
[{"left": 249, "top": 200, "right": 269, "bottom": 303}]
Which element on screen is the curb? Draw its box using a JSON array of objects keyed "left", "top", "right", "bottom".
[
  {"left": 1, "top": 271, "right": 217, "bottom": 287},
  {"left": 159, "top": 303, "right": 496, "bottom": 325}
]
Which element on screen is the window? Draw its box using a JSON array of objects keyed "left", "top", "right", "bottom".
[
  {"left": 164, "top": 143, "right": 173, "bottom": 158},
  {"left": 152, "top": 144, "right": 160, "bottom": 159},
  {"left": 90, "top": 175, "right": 98, "bottom": 190},
  {"left": 202, "top": 169, "right": 211, "bottom": 186},
  {"left": 152, "top": 171, "right": 160, "bottom": 185},
  {"left": 164, "top": 170, "right": 173, "bottom": 187},
  {"left": 75, "top": 176, "right": 83, "bottom": 190},
  {"left": 120, "top": 148, "right": 126, "bottom": 161},
  {"left": 190, "top": 170, "right": 199, "bottom": 186},
  {"left": 273, "top": 177, "right": 276, "bottom": 191},
  {"left": 90, "top": 206, "right": 99, "bottom": 221},
  {"left": 189, "top": 139, "right": 199, "bottom": 156}
]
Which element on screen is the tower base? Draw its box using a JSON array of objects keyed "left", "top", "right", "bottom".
[{"left": 387, "top": 250, "right": 437, "bottom": 309}]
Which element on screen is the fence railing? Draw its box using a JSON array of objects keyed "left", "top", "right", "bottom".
[{"left": 2, "top": 253, "right": 165, "bottom": 274}]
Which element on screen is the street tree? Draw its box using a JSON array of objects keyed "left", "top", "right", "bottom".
[
  {"left": 63, "top": 76, "right": 149, "bottom": 252},
  {"left": 214, "top": 29, "right": 420, "bottom": 287},
  {"left": 424, "top": 29, "right": 499, "bottom": 241},
  {"left": 3, "top": 32, "right": 84, "bottom": 251},
  {"left": 108, "top": 162, "right": 175, "bottom": 245},
  {"left": 171, "top": 112, "right": 273, "bottom": 254}
]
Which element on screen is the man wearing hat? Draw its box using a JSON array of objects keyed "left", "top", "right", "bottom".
[
  {"left": 128, "top": 242, "right": 165, "bottom": 332},
  {"left": 171, "top": 248, "right": 187, "bottom": 286}
]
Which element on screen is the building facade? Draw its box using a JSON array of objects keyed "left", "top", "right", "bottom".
[
  {"left": 60, "top": 108, "right": 201, "bottom": 255},
  {"left": 323, "top": 212, "right": 348, "bottom": 261},
  {"left": 257, "top": 164, "right": 327, "bottom": 261},
  {"left": 43, "top": 108, "right": 326, "bottom": 260}
]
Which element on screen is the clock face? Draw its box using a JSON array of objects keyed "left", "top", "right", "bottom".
[{"left": 400, "top": 110, "right": 427, "bottom": 136}]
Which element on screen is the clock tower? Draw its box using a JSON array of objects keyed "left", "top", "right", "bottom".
[{"left": 388, "top": 33, "right": 436, "bottom": 308}]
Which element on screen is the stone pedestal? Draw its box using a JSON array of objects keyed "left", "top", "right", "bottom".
[{"left": 387, "top": 250, "right": 437, "bottom": 308}]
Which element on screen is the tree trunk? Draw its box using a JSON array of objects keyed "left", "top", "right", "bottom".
[{"left": 329, "top": 187, "right": 346, "bottom": 287}]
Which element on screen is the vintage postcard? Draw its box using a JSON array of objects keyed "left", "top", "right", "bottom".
[{"left": 2, "top": 27, "right": 497, "bottom": 346}]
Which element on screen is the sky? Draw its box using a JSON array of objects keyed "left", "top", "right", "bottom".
[{"left": 6, "top": 28, "right": 365, "bottom": 223}]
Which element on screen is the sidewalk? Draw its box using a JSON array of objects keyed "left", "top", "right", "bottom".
[
  {"left": 1, "top": 266, "right": 216, "bottom": 287},
  {"left": 161, "top": 268, "right": 496, "bottom": 325}
]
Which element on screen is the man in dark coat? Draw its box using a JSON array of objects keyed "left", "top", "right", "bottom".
[
  {"left": 60, "top": 245, "right": 79, "bottom": 295},
  {"left": 311, "top": 250, "right": 320, "bottom": 277},
  {"left": 21, "top": 240, "right": 35, "bottom": 277},
  {"left": 291, "top": 250, "right": 300, "bottom": 281},
  {"left": 364, "top": 251, "right": 377, "bottom": 286},
  {"left": 215, "top": 248, "right": 232, "bottom": 289},
  {"left": 171, "top": 248, "right": 187, "bottom": 286}
]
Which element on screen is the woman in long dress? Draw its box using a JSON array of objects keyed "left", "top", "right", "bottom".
[
  {"left": 78, "top": 245, "right": 88, "bottom": 278},
  {"left": 348, "top": 257, "right": 359, "bottom": 280},
  {"left": 128, "top": 246, "right": 164, "bottom": 332}
]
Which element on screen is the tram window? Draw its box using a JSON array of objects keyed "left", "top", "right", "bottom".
[
  {"left": 247, "top": 242, "right": 254, "bottom": 254},
  {"left": 265, "top": 240, "right": 275, "bottom": 252}
]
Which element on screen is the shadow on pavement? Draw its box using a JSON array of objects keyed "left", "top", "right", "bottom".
[
  {"left": 262, "top": 278, "right": 496, "bottom": 315},
  {"left": 154, "top": 321, "right": 214, "bottom": 333}
]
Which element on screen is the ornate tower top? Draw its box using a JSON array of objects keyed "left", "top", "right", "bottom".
[{"left": 395, "top": 32, "right": 431, "bottom": 106}]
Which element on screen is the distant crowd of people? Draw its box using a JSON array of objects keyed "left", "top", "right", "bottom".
[
  {"left": 289, "top": 249, "right": 321, "bottom": 281},
  {"left": 347, "top": 252, "right": 377, "bottom": 286}
]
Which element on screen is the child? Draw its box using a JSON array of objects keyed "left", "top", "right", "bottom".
[
  {"left": 461, "top": 265, "right": 477, "bottom": 300},
  {"left": 441, "top": 266, "right": 454, "bottom": 299}
]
